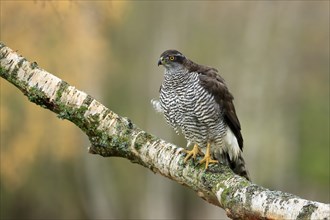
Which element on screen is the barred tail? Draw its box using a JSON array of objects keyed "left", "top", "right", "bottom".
[
  {"left": 215, "top": 152, "right": 251, "bottom": 181},
  {"left": 230, "top": 154, "right": 250, "bottom": 181}
]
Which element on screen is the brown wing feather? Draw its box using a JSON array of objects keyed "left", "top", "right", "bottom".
[{"left": 196, "top": 66, "right": 244, "bottom": 150}]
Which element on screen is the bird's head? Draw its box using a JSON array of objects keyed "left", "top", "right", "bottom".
[{"left": 157, "top": 50, "right": 186, "bottom": 70}]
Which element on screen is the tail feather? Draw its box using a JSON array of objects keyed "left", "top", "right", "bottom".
[{"left": 215, "top": 152, "right": 250, "bottom": 181}]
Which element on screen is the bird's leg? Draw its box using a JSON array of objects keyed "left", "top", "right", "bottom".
[
  {"left": 183, "top": 144, "right": 202, "bottom": 163},
  {"left": 199, "top": 143, "right": 218, "bottom": 169}
]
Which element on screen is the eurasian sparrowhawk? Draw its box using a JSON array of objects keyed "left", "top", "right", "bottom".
[{"left": 152, "top": 50, "right": 250, "bottom": 180}]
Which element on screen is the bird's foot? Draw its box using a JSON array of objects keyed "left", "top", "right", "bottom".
[
  {"left": 183, "top": 144, "right": 202, "bottom": 163},
  {"left": 199, "top": 143, "right": 218, "bottom": 169},
  {"left": 199, "top": 155, "right": 218, "bottom": 169}
]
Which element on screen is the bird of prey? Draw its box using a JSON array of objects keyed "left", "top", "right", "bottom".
[{"left": 152, "top": 49, "right": 250, "bottom": 180}]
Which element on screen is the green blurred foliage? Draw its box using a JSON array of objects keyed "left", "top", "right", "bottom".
[{"left": 1, "top": 1, "right": 329, "bottom": 219}]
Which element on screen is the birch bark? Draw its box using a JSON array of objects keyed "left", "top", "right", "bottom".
[{"left": 1, "top": 42, "right": 329, "bottom": 220}]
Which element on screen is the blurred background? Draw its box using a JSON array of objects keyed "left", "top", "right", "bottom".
[{"left": 1, "top": 1, "right": 329, "bottom": 219}]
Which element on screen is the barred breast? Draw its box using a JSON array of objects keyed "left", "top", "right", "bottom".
[{"left": 159, "top": 70, "right": 227, "bottom": 152}]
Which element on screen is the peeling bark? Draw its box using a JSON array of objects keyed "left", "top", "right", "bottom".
[{"left": 1, "top": 42, "right": 329, "bottom": 220}]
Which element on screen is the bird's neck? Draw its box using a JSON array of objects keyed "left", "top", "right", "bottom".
[{"left": 163, "top": 68, "right": 193, "bottom": 86}]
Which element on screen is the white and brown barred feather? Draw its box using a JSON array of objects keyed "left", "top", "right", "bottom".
[
  {"left": 181, "top": 58, "right": 249, "bottom": 180},
  {"left": 183, "top": 59, "right": 244, "bottom": 150}
]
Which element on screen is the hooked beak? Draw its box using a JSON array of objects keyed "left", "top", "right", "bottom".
[{"left": 157, "top": 57, "right": 163, "bottom": 66}]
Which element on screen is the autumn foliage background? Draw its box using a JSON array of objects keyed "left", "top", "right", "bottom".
[{"left": 1, "top": 1, "right": 329, "bottom": 219}]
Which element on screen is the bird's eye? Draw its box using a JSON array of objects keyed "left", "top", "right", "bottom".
[{"left": 169, "top": 56, "right": 175, "bottom": 61}]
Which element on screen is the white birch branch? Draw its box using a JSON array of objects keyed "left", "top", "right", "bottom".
[{"left": 1, "top": 42, "right": 329, "bottom": 220}]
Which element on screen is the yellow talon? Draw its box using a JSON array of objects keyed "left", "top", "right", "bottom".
[
  {"left": 199, "top": 143, "right": 218, "bottom": 169},
  {"left": 184, "top": 144, "right": 202, "bottom": 163}
]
